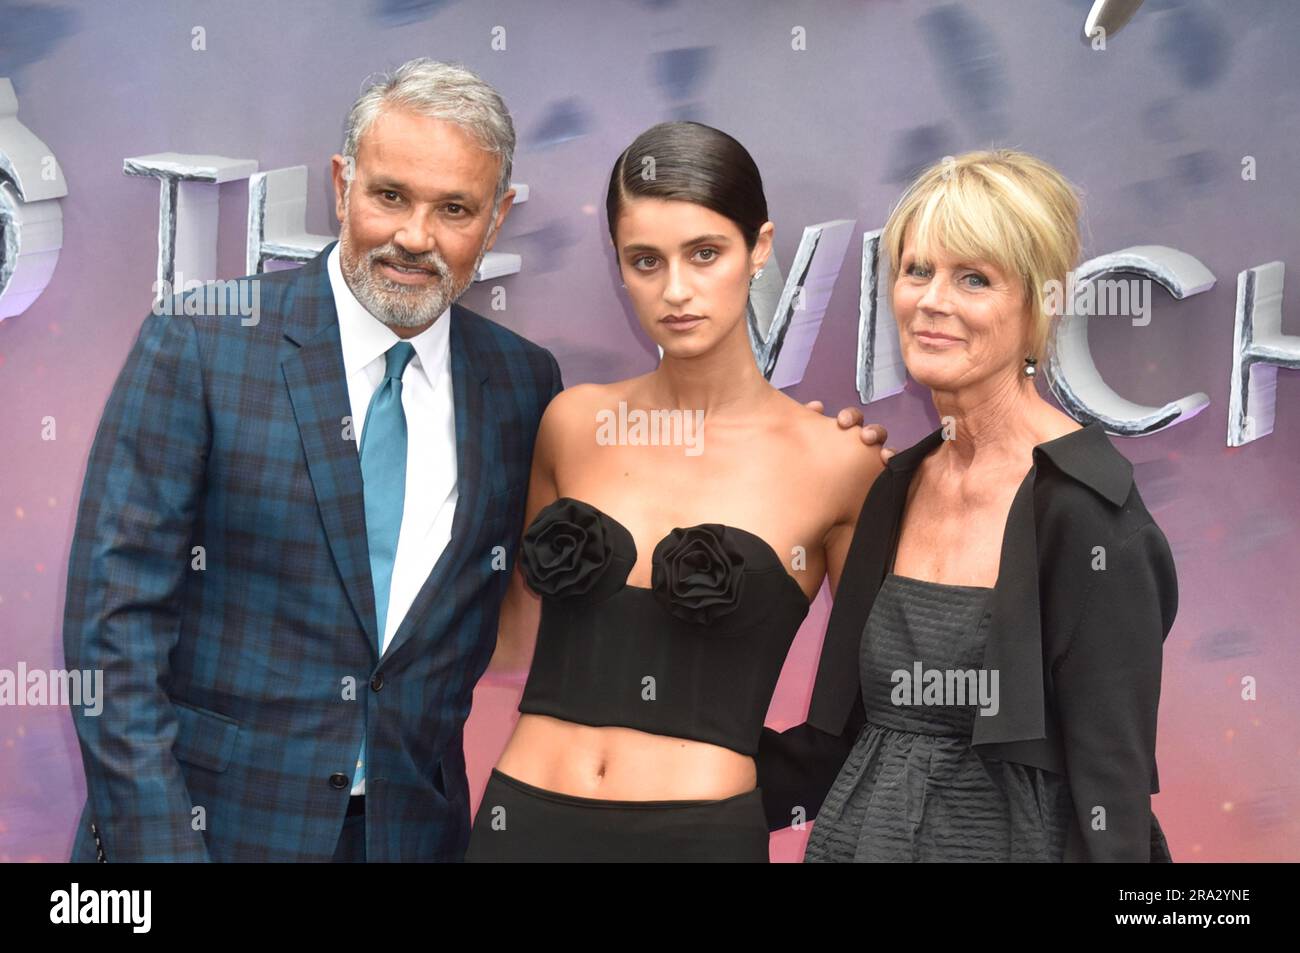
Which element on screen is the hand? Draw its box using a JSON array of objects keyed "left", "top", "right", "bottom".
[{"left": 803, "top": 400, "right": 896, "bottom": 463}]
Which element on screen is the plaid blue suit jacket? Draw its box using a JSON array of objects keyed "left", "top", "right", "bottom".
[{"left": 63, "top": 244, "right": 561, "bottom": 861}]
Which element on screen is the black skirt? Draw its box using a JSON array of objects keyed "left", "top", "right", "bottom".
[{"left": 465, "top": 768, "right": 770, "bottom": 862}]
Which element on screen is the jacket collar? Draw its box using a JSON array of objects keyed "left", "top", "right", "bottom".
[
  {"left": 807, "top": 417, "right": 1133, "bottom": 772},
  {"left": 886, "top": 421, "right": 1132, "bottom": 507}
]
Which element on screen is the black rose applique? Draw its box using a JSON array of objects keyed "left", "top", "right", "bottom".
[
  {"left": 519, "top": 498, "right": 632, "bottom": 602},
  {"left": 650, "top": 524, "right": 747, "bottom": 625}
]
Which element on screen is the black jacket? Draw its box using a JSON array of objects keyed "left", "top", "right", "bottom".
[{"left": 758, "top": 422, "right": 1178, "bottom": 862}]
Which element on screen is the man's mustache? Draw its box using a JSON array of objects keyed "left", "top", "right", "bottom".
[{"left": 368, "top": 246, "right": 445, "bottom": 277}]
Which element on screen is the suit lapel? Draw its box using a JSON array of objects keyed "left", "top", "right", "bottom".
[
  {"left": 971, "top": 468, "right": 1047, "bottom": 748},
  {"left": 380, "top": 305, "right": 505, "bottom": 666},
  {"left": 280, "top": 249, "right": 380, "bottom": 655}
]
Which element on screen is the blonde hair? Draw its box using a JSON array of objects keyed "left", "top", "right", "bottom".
[{"left": 880, "top": 149, "right": 1082, "bottom": 363}]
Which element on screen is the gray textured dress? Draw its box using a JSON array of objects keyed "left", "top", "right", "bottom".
[{"left": 804, "top": 573, "right": 1075, "bottom": 863}]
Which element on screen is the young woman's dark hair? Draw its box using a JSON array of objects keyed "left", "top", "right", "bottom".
[{"left": 605, "top": 121, "right": 769, "bottom": 250}]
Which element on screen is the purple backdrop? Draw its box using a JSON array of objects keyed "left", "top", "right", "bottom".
[{"left": 1, "top": 0, "right": 1297, "bottom": 862}]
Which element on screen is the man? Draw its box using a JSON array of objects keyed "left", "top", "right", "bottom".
[
  {"left": 65, "top": 58, "right": 553, "bottom": 862},
  {"left": 64, "top": 58, "right": 887, "bottom": 862}
]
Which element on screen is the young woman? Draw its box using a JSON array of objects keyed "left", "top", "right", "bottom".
[{"left": 464, "top": 121, "right": 885, "bottom": 861}]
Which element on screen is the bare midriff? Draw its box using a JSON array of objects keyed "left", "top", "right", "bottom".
[{"left": 494, "top": 713, "right": 757, "bottom": 801}]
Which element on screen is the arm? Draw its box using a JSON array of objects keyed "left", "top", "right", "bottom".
[
  {"left": 758, "top": 433, "right": 883, "bottom": 832},
  {"left": 824, "top": 438, "right": 885, "bottom": 599},
  {"left": 485, "top": 369, "right": 572, "bottom": 677},
  {"left": 62, "top": 310, "right": 213, "bottom": 862},
  {"left": 757, "top": 696, "right": 866, "bottom": 832},
  {"left": 1054, "top": 522, "right": 1178, "bottom": 862},
  {"left": 484, "top": 564, "right": 542, "bottom": 680}
]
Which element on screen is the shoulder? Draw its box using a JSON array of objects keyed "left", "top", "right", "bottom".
[
  {"left": 1031, "top": 428, "right": 1178, "bottom": 626},
  {"left": 1037, "top": 476, "right": 1174, "bottom": 588},
  {"left": 452, "top": 304, "right": 562, "bottom": 416},
  {"left": 759, "top": 394, "right": 885, "bottom": 532},
  {"left": 796, "top": 399, "right": 886, "bottom": 505},
  {"left": 1032, "top": 424, "right": 1157, "bottom": 547},
  {"left": 159, "top": 254, "right": 329, "bottom": 353},
  {"left": 452, "top": 303, "right": 554, "bottom": 364},
  {"left": 533, "top": 380, "right": 617, "bottom": 452},
  {"left": 148, "top": 275, "right": 288, "bottom": 365},
  {"left": 539, "top": 379, "right": 609, "bottom": 422},
  {"left": 779, "top": 393, "right": 884, "bottom": 471}
]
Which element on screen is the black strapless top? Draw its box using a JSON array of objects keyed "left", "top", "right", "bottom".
[{"left": 515, "top": 497, "right": 812, "bottom": 756}]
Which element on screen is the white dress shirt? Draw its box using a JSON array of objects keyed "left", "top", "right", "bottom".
[{"left": 327, "top": 245, "right": 458, "bottom": 795}]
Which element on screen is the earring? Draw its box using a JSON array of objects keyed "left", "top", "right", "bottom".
[
  {"left": 750, "top": 267, "right": 765, "bottom": 283},
  {"left": 1023, "top": 356, "right": 1038, "bottom": 379}
]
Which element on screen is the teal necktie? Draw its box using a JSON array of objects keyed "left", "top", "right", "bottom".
[
  {"left": 360, "top": 340, "right": 416, "bottom": 647},
  {"left": 354, "top": 340, "right": 415, "bottom": 790}
]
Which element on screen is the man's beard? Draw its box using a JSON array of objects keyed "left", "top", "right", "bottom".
[{"left": 338, "top": 199, "right": 490, "bottom": 330}]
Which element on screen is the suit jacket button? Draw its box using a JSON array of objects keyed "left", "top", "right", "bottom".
[
  {"left": 329, "top": 773, "right": 350, "bottom": 789},
  {"left": 370, "top": 673, "right": 384, "bottom": 692}
]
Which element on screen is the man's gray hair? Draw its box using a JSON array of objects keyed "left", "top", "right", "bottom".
[{"left": 343, "top": 58, "right": 516, "bottom": 207}]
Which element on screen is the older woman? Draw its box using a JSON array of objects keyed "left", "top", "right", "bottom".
[{"left": 758, "top": 150, "right": 1178, "bottom": 862}]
